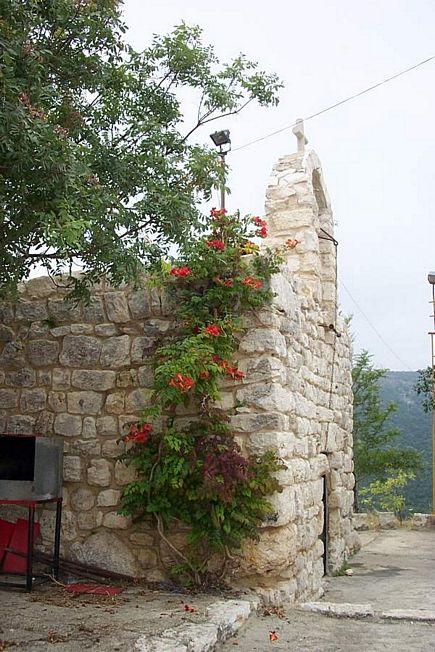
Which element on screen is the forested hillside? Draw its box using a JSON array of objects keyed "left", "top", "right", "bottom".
[{"left": 379, "top": 371, "right": 432, "bottom": 513}]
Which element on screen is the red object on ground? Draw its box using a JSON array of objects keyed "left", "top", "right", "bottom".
[
  {"left": 0, "top": 519, "right": 15, "bottom": 567},
  {"left": 2, "top": 518, "right": 40, "bottom": 574},
  {"left": 64, "top": 583, "right": 124, "bottom": 596}
]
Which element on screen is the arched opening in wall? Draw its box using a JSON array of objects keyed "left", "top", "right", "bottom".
[{"left": 320, "top": 473, "right": 330, "bottom": 576}]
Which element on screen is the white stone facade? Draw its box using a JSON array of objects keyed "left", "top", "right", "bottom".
[{"left": 0, "top": 148, "right": 358, "bottom": 603}]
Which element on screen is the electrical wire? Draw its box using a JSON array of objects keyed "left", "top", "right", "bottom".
[
  {"left": 233, "top": 54, "right": 435, "bottom": 153},
  {"left": 338, "top": 279, "right": 414, "bottom": 371}
]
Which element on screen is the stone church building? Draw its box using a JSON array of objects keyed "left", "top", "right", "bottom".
[{"left": 0, "top": 140, "right": 357, "bottom": 604}]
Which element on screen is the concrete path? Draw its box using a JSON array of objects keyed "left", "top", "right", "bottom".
[{"left": 221, "top": 528, "right": 435, "bottom": 651}]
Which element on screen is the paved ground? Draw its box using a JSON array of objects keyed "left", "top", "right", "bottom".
[
  {"left": 0, "top": 583, "right": 256, "bottom": 651},
  {"left": 221, "top": 528, "right": 435, "bottom": 652},
  {"left": 1, "top": 529, "right": 435, "bottom": 650}
]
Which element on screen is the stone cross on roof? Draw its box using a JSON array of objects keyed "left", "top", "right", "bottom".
[{"left": 292, "top": 118, "right": 308, "bottom": 154}]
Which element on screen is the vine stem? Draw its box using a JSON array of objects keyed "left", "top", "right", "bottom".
[{"left": 155, "top": 513, "right": 201, "bottom": 585}]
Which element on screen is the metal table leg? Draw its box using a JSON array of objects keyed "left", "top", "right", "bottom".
[
  {"left": 53, "top": 499, "right": 62, "bottom": 579},
  {"left": 26, "top": 505, "right": 35, "bottom": 591}
]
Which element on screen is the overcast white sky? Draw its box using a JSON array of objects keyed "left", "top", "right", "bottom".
[{"left": 123, "top": 0, "right": 435, "bottom": 371}]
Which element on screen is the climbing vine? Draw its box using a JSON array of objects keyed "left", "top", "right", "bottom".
[{"left": 119, "top": 209, "right": 299, "bottom": 584}]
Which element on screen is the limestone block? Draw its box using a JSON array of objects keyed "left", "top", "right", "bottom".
[
  {"left": 82, "top": 416, "right": 97, "bottom": 439},
  {"left": 125, "top": 388, "right": 151, "bottom": 412},
  {"left": 114, "top": 460, "right": 138, "bottom": 485},
  {"left": 104, "top": 292, "right": 130, "bottom": 322},
  {"left": 248, "top": 430, "right": 298, "bottom": 459},
  {"left": 70, "top": 488, "right": 95, "bottom": 511},
  {"left": 87, "top": 459, "right": 112, "bottom": 486},
  {"left": 102, "top": 439, "right": 124, "bottom": 458},
  {"left": 128, "top": 291, "right": 150, "bottom": 319},
  {"left": 241, "top": 524, "right": 298, "bottom": 574},
  {"left": 50, "top": 326, "right": 71, "bottom": 337},
  {"left": 95, "top": 323, "right": 118, "bottom": 336},
  {"left": 0, "top": 303, "right": 14, "bottom": 322},
  {"left": 16, "top": 301, "right": 48, "bottom": 322},
  {"left": 131, "top": 337, "right": 156, "bottom": 364},
  {"left": 230, "top": 412, "right": 289, "bottom": 433},
  {"left": 137, "top": 549, "right": 158, "bottom": 569},
  {"left": 116, "top": 369, "right": 136, "bottom": 387},
  {"left": 379, "top": 512, "right": 399, "bottom": 529},
  {"left": 96, "top": 415, "right": 119, "bottom": 437},
  {"left": 54, "top": 412, "right": 82, "bottom": 437},
  {"left": 48, "top": 391, "right": 65, "bottom": 412},
  {"left": 137, "top": 366, "right": 154, "bottom": 388},
  {"left": 28, "top": 339, "right": 59, "bottom": 366},
  {"left": 241, "top": 356, "right": 287, "bottom": 384},
  {"left": 69, "top": 531, "right": 141, "bottom": 577},
  {"left": 213, "top": 392, "right": 236, "bottom": 411},
  {"left": 34, "top": 410, "right": 54, "bottom": 434},
  {"left": 97, "top": 489, "right": 121, "bottom": 507},
  {"left": 144, "top": 568, "right": 166, "bottom": 582},
  {"left": 129, "top": 532, "right": 154, "bottom": 546},
  {"left": 39, "top": 509, "right": 77, "bottom": 542},
  {"left": 237, "top": 383, "right": 294, "bottom": 413},
  {"left": 63, "top": 455, "right": 82, "bottom": 482},
  {"left": 0, "top": 341, "right": 26, "bottom": 370},
  {"left": 0, "top": 389, "right": 18, "bottom": 408},
  {"left": 83, "top": 297, "right": 106, "bottom": 322},
  {"left": 146, "top": 318, "right": 171, "bottom": 334},
  {"left": 67, "top": 391, "right": 104, "bottom": 415},
  {"left": 5, "top": 415, "right": 35, "bottom": 433},
  {"left": 103, "top": 512, "right": 131, "bottom": 529},
  {"left": 0, "top": 324, "right": 14, "bottom": 342},
  {"left": 71, "top": 369, "right": 116, "bottom": 391},
  {"left": 267, "top": 209, "right": 315, "bottom": 232},
  {"left": 264, "top": 487, "right": 297, "bottom": 527},
  {"left": 70, "top": 439, "right": 102, "bottom": 456},
  {"left": 239, "top": 328, "right": 286, "bottom": 358},
  {"left": 48, "top": 298, "right": 81, "bottom": 322},
  {"left": 105, "top": 392, "right": 125, "bottom": 414},
  {"left": 28, "top": 322, "right": 49, "bottom": 339},
  {"left": 52, "top": 368, "right": 71, "bottom": 390},
  {"left": 412, "top": 513, "right": 430, "bottom": 527},
  {"left": 77, "top": 511, "right": 103, "bottom": 530},
  {"left": 352, "top": 513, "right": 370, "bottom": 531},
  {"left": 100, "top": 335, "right": 130, "bottom": 368},
  {"left": 70, "top": 323, "right": 94, "bottom": 335},
  {"left": 60, "top": 335, "right": 102, "bottom": 367},
  {"left": 20, "top": 388, "right": 46, "bottom": 413},
  {"left": 270, "top": 274, "right": 297, "bottom": 315},
  {"left": 37, "top": 370, "right": 51, "bottom": 386}
]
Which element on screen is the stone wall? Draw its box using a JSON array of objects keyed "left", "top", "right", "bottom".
[{"left": 0, "top": 148, "right": 357, "bottom": 604}]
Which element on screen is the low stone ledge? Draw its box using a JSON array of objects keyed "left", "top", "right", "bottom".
[
  {"left": 300, "top": 601, "right": 374, "bottom": 618},
  {"left": 381, "top": 609, "right": 435, "bottom": 622},
  {"left": 353, "top": 512, "right": 434, "bottom": 531},
  {"left": 134, "top": 598, "right": 258, "bottom": 652}
]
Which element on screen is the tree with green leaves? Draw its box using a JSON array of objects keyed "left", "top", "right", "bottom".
[
  {"left": 415, "top": 366, "right": 435, "bottom": 413},
  {"left": 352, "top": 350, "right": 422, "bottom": 510},
  {"left": 0, "top": 0, "right": 282, "bottom": 299}
]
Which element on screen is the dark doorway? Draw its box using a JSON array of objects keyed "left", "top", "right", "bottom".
[{"left": 320, "top": 474, "right": 329, "bottom": 575}]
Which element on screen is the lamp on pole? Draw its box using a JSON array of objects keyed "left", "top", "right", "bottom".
[
  {"left": 210, "top": 130, "right": 231, "bottom": 211},
  {"left": 428, "top": 271, "right": 435, "bottom": 515}
]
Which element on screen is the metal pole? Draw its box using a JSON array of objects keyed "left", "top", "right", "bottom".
[
  {"left": 431, "top": 284, "right": 435, "bottom": 515},
  {"left": 219, "top": 151, "right": 226, "bottom": 211}
]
